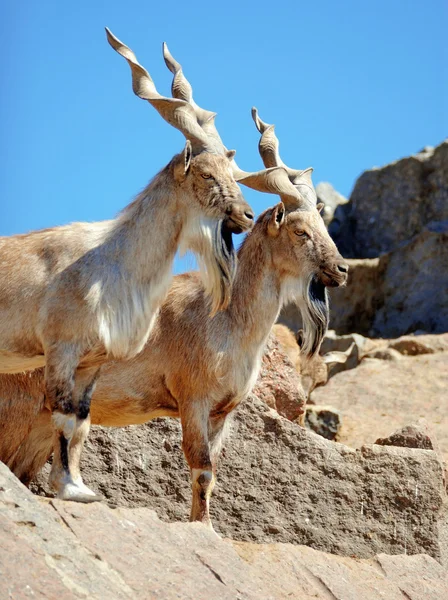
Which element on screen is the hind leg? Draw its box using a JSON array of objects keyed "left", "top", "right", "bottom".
[{"left": 45, "top": 346, "right": 100, "bottom": 502}]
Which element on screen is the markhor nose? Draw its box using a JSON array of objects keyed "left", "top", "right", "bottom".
[
  {"left": 337, "top": 262, "right": 349, "bottom": 274},
  {"left": 244, "top": 210, "right": 254, "bottom": 222}
]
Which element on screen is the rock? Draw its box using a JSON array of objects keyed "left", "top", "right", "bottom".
[
  {"left": 253, "top": 333, "right": 306, "bottom": 422},
  {"left": 305, "top": 405, "right": 341, "bottom": 440},
  {"left": 2, "top": 463, "right": 448, "bottom": 600},
  {"left": 388, "top": 334, "right": 448, "bottom": 355},
  {"left": 320, "top": 332, "right": 448, "bottom": 365},
  {"left": 32, "top": 395, "right": 447, "bottom": 563},
  {"left": 315, "top": 182, "right": 348, "bottom": 226},
  {"left": 311, "top": 352, "right": 448, "bottom": 467},
  {"left": 376, "top": 423, "right": 436, "bottom": 451},
  {"left": 364, "top": 347, "right": 402, "bottom": 361},
  {"left": 0, "top": 462, "right": 136, "bottom": 599},
  {"left": 234, "top": 543, "right": 448, "bottom": 600},
  {"left": 321, "top": 331, "right": 373, "bottom": 355},
  {"left": 375, "top": 421, "right": 447, "bottom": 489},
  {"left": 323, "top": 224, "right": 448, "bottom": 337},
  {"left": 329, "top": 140, "right": 448, "bottom": 259}
]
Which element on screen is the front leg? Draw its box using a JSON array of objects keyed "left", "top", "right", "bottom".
[
  {"left": 180, "top": 401, "right": 216, "bottom": 529},
  {"left": 45, "top": 346, "right": 101, "bottom": 502}
]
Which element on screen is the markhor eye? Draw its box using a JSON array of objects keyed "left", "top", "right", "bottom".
[
  {"left": 295, "top": 230, "right": 308, "bottom": 238},
  {"left": 201, "top": 173, "right": 212, "bottom": 179}
]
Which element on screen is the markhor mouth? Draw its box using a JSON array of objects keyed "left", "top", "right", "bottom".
[{"left": 321, "top": 270, "right": 342, "bottom": 287}]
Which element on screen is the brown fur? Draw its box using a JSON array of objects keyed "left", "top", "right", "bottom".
[{"left": 1, "top": 202, "right": 347, "bottom": 528}]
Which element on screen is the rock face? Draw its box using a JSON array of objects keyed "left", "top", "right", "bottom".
[
  {"left": 330, "top": 141, "right": 448, "bottom": 259},
  {"left": 32, "top": 395, "right": 447, "bottom": 564},
  {"left": 311, "top": 352, "right": 448, "bottom": 466},
  {"left": 2, "top": 463, "right": 447, "bottom": 600}
]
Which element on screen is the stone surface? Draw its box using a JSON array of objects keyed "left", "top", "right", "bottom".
[
  {"left": 304, "top": 142, "right": 448, "bottom": 338},
  {"left": 2, "top": 462, "right": 448, "bottom": 600},
  {"left": 32, "top": 395, "right": 447, "bottom": 563},
  {"left": 320, "top": 331, "right": 448, "bottom": 369},
  {"left": 329, "top": 140, "right": 448, "bottom": 259},
  {"left": 311, "top": 352, "right": 448, "bottom": 466},
  {"left": 375, "top": 421, "right": 447, "bottom": 490}
]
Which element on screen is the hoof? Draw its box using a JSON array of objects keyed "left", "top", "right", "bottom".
[
  {"left": 208, "top": 525, "right": 221, "bottom": 539},
  {"left": 57, "top": 482, "right": 103, "bottom": 504},
  {"left": 190, "top": 518, "right": 220, "bottom": 537}
]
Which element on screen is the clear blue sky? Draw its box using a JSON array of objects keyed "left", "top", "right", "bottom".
[{"left": 1, "top": 1, "right": 446, "bottom": 272}]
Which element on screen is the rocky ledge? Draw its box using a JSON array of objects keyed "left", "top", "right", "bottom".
[{"left": 1, "top": 462, "right": 447, "bottom": 600}]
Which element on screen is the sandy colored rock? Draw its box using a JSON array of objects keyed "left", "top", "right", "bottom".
[
  {"left": 32, "top": 395, "right": 447, "bottom": 562},
  {"left": 2, "top": 463, "right": 447, "bottom": 600},
  {"left": 311, "top": 352, "right": 448, "bottom": 465}
]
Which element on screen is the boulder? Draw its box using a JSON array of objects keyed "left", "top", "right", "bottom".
[
  {"left": 375, "top": 421, "right": 447, "bottom": 489},
  {"left": 329, "top": 141, "right": 448, "bottom": 259},
  {"left": 376, "top": 422, "right": 437, "bottom": 451},
  {"left": 388, "top": 333, "right": 448, "bottom": 355},
  {"left": 2, "top": 462, "right": 447, "bottom": 600},
  {"left": 319, "top": 331, "right": 376, "bottom": 376},
  {"left": 319, "top": 331, "right": 448, "bottom": 368},
  {"left": 32, "top": 395, "right": 447, "bottom": 563}
]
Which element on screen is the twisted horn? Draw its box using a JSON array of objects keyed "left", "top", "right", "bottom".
[
  {"left": 106, "top": 28, "right": 211, "bottom": 154},
  {"left": 163, "top": 42, "right": 244, "bottom": 157},
  {"left": 161, "top": 43, "right": 306, "bottom": 205},
  {"left": 252, "top": 107, "right": 317, "bottom": 210}
]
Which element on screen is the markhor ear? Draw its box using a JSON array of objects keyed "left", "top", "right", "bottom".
[
  {"left": 268, "top": 202, "right": 285, "bottom": 236},
  {"left": 317, "top": 202, "right": 325, "bottom": 214},
  {"left": 174, "top": 141, "right": 192, "bottom": 181},
  {"left": 226, "top": 149, "right": 236, "bottom": 161},
  {"left": 184, "top": 140, "right": 192, "bottom": 173}
]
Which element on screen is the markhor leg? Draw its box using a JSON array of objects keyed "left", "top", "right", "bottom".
[
  {"left": 180, "top": 402, "right": 216, "bottom": 530},
  {"left": 47, "top": 354, "right": 101, "bottom": 502}
]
